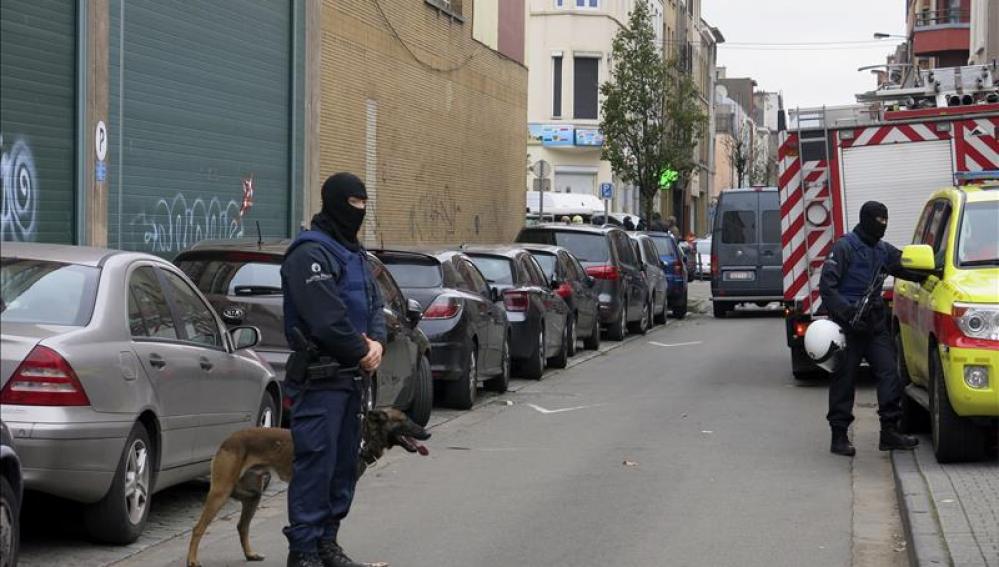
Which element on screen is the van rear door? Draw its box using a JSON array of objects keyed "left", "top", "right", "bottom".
[{"left": 757, "top": 191, "right": 783, "bottom": 296}]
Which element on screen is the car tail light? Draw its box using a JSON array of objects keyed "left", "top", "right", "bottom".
[
  {"left": 555, "top": 282, "right": 573, "bottom": 299},
  {"left": 794, "top": 321, "right": 809, "bottom": 337},
  {"left": 423, "top": 296, "right": 463, "bottom": 320},
  {"left": 673, "top": 257, "right": 684, "bottom": 275},
  {"left": 586, "top": 265, "right": 620, "bottom": 281},
  {"left": 503, "top": 290, "right": 530, "bottom": 312},
  {"left": 0, "top": 346, "right": 91, "bottom": 406},
  {"left": 711, "top": 254, "right": 719, "bottom": 278}
]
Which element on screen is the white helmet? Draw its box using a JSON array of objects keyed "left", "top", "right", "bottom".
[{"left": 804, "top": 319, "right": 846, "bottom": 372}]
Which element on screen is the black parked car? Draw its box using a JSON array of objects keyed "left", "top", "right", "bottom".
[
  {"left": 1, "top": 420, "right": 22, "bottom": 567},
  {"left": 174, "top": 240, "right": 434, "bottom": 426},
  {"left": 516, "top": 225, "right": 648, "bottom": 340},
  {"left": 373, "top": 248, "right": 510, "bottom": 409},
  {"left": 462, "top": 246, "right": 570, "bottom": 379},
  {"left": 518, "top": 244, "right": 601, "bottom": 354},
  {"left": 629, "top": 234, "right": 669, "bottom": 326}
]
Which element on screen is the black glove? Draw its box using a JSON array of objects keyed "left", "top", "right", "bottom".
[{"left": 839, "top": 305, "right": 868, "bottom": 334}]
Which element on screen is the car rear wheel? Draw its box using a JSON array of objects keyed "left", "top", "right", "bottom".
[
  {"left": 606, "top": 304, "right": 627, "bottom": 341},
  {"left": 671, "top": 290, "right": 688, "bottom": 319},
  {"left": 712, "top": 300, "right": 731, "bottom": 319},
  {"left": 445, "top": 347, "right": 478, "bottom": 410},
  {"left": 654, "top": 293, "right": 668, "bottom": 325},
  {"left": 566, "top": 315, "right": 578, "bottom": 357},
  {"left": 485, "top": 337, "right": 511, "bottom": 393},
  {"left": 930, "top": 347, "right": 984, "bottom": 463},
  {"left": 85, "top": 422, "right": 152, "bottom": 544},
  {"left": 548, "top": 318, "right": 570, "bottom": 369},
  {"left": 407, "top": 354, "right": 433, "bottom": 426},
  {"left": 583, "top": 311, "right": 601, "bottom": 350},
  {"left": 629, "top": 301, "right": 650, "bottom": 335},
  {"left": 1, "top": 476, "right": 18, "bottom": 567},
  {"left": 520, "top": 330, "right": 546, "bottom": 380}
]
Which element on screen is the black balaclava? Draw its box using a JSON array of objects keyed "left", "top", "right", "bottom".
[
  {"left": 855, "top": 200, "right": 888, "bottom": 245},
  {"left": 312, "top": 172, "right": 367, "bottom": 250}
]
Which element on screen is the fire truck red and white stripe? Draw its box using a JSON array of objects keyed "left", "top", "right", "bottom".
[{"left": 778, "top": 108, "right": 999, "bottom": 315}]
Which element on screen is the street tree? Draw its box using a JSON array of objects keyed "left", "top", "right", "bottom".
[{"left": 600, "top": 0, "right": 707, "bottom": 221}]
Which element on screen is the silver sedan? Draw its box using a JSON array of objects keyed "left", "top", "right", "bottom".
[{"left": 0, "top": 243, "right": 281, "bottom": 544}]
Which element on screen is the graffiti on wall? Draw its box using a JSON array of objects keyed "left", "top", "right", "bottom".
[
  {"left": 0, "top": 133, "right": 38, "bottom": 241},
  {"left": 130, "top": 176, "right": 255, "bottom": 252},
  {"left": 408, "top": 185, "right": 461, "bottom": 242}
]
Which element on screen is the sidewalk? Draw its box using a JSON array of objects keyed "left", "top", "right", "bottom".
[{"left": 893, "top": 437, "right": 999, "bottom": 567}]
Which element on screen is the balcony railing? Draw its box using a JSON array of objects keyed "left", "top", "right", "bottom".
[{"left": 914, "top": 8, "right": 969, "bottom": 28}]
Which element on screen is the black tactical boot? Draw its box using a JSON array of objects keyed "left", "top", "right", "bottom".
[
  {"left": 318, "top": 539, "right": 388, "bottom": 567},
  {"left": 830, "top": 428, "right": 856, "bottom": 457},
  {"left": 879, "top": 426, "right": 919, "bottom": 451},
  {"left": 288, "top": 551, "right": 325, "bottom": 567}
]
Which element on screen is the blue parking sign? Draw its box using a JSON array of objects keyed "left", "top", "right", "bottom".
[{"left": 599, "top": 182, "right": 613, "bottom": 200}]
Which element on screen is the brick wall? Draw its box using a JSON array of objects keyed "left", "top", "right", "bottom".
[{"left": 318, "top": 0, "right": 528, "bottom": 246}]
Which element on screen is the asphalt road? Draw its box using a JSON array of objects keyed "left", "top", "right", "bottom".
[{"left": 98, "top": 297, "right": 908, "bottom": 567}]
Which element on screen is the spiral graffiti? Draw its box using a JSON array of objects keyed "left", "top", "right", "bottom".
[{"left": 1, "top": 134, "right": 38, "bottom": 241}]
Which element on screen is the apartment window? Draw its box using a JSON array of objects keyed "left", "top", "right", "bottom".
[
  {"left": 552, "top": 56, "right": 563, "bottom": 117},
  {"left": 576, "top": 0, "right": 599, "bottom": 8},
  {"left": 555, "top": 0, "right": 564, "bottom": 6},
  {"left": 573, "top": 57, "right": 599, "bottom": 120}
]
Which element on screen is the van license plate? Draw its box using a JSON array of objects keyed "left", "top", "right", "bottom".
[{"left": 725, "top": 271, "right": 755, "bottom": 281}]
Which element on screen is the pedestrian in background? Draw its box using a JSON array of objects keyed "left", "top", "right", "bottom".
[
  {"left": 650, "top": 212, "right": 668, "bottom": 232},
  {"left": 281, "top": 172, "right": 388, "bottom": 567},
  {"left": 818, "top": 201, "right": 925, "bottom": 457}
]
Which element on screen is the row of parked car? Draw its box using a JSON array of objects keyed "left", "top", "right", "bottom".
[{"left": 0, "top": 223, "right": 693, "bottom": 555}]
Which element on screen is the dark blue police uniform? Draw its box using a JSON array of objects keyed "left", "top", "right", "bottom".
[{"left": 280, "top": 228, "right": 385, "bottom": 553}]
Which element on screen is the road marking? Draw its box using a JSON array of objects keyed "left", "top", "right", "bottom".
[
  {"left": 648, "top": 341, "right": 703, "bottom": 348},
  {"left": 526, "top": 403, "right": 603, "bottom": 415}
]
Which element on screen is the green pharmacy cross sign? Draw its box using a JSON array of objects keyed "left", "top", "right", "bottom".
[{"left": 659, "top": 168, "right": 678, "bottom": 189}]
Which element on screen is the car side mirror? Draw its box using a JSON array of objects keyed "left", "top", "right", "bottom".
[
  {"left": 489, "top": 286, "right": 502, "bottom": 302},
  {"left": 901, "top": 244, "right": 936, "bottom": 272},
  {"left": 230, "top": 326, "right": 260, "bottom": 350},
  {"left": 585, "top": 275, "right": 596, "bottom": 287},
  {"left": 550, "top": 277, "right": 561, "bottom": 290},
  {"left": 406, "top": 299, "right": 423, "bottom": 327}
]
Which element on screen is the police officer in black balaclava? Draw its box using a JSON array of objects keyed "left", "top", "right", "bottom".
[
  {"left": 281, "top": 173, "right": 387, "bottom": 567},
  {"left": 818, "top": 201, "right": 926, "bottom": 457}
]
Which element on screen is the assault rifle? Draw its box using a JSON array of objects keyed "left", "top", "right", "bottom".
[{"left": 849, "top": 269, "right": 889, "bottom": 330}]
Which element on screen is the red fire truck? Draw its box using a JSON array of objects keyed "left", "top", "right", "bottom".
[{"left": 778, "top": 64, "right": 999, "bottom": 378}]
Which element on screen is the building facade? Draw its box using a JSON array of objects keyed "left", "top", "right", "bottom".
[
  {"left": 525, "top": 0, "right": 659, "bottom": 215},
  {"left": 968, "top": 0, "right": 999, "bottom": 65},
  {"left": 1, "top": 0, "right": 528, "bottom": 251},
  {"left": 907, "top": 0, "right": 971, "bottom": 68},
  {"left": 319, "top": 0, "right": 528, "bottom": 245}
]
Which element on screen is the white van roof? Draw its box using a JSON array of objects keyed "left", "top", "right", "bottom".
[{"left": 526, "top": 192, "right": 605, "bottom": 216}]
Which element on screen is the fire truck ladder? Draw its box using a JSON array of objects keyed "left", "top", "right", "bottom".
[{"left": 792, "top": 106, "right": 835, "bottom": 313}]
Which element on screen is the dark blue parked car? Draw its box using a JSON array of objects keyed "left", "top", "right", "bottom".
[{"left": 645, "top": 231, "right": 688, "bottom": 319}]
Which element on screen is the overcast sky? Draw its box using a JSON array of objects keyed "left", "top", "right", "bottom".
[{"left": 701, "top": 0, "right": 906, "bottom": 108}]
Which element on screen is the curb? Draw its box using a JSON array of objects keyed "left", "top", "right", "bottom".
[{"left": 891, "top": 449, "right": 951, "bottom": 566}]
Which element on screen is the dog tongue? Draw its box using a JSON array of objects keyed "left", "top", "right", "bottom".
[{"left": 416, "top": 444, "right": 429, "bottom": 456}]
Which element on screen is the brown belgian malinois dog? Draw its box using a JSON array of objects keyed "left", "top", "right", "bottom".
[{"left": 186, "top": 408, "right": 430, "bottom": 567}]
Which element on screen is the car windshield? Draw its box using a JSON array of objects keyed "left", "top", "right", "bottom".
[
  {"left": 468, "top": 255, "right": 514, "bottom": 284},
  {"left": 695, "top": 239, "right": 712, "bottom": 254},
  {"left": 957, "top": 201, "right": 999, "bottom": 267},
  {"left": 552, "top": 232, "right": 610, "bottom": 263},
  {"left": 177, "top": 254, "right": 283, "bottom": 296},
  {"left": 1, "top": 258, "right": 100, "bottom": 326},
  {"left": 649, "top": 235, "right": 674, "bottom": 257},
  {"left": 530, "top": 252, "right": 557, "bottom": 280},
  {"left": 381, "top": 259, "right": 443, "bottom": 288}
]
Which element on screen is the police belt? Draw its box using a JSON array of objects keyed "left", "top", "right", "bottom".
[{"left": 287, "top": 350, "right": 363, "bottom": 390}]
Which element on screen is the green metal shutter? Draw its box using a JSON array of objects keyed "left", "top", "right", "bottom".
[
  {"left": 1, "top": 0, "right": 76, "bottom": 244},
  {"left": 107, "top": 0, "right": 293, "bottom": 254}
]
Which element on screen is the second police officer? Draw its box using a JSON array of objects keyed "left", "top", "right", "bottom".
[
  {"left": 818, "top": 201, "right": 925, "bottom": 457},
  {"left": 281, "top": 173, "right": 388, "bottom": 567}
]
